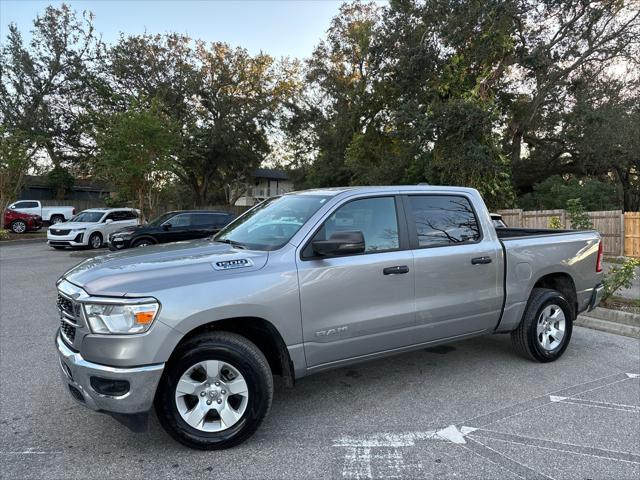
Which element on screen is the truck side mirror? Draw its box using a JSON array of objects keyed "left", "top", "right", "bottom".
[{"left": 312, "top": 231, "right": 365, "bottom": 257}]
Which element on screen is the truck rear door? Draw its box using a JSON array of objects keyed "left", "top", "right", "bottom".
[{"left": 403, "top": 194, "right": 504, "bottom": 342}]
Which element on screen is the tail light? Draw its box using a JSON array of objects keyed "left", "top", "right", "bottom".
[{"left": 596, "top": 241, "right": 603, "bottom": 273}]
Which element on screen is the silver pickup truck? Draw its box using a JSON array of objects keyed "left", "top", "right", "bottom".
[{"left": 55, "top": 186, "right": 604, "bottom": 449}]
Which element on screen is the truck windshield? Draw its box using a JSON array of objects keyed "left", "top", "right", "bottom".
[
  {"left": 214, "top": 195, "right": 330, "bottom": 251},
  {"left": 71, "top": 211, "right": 104, "bottom": 223}
]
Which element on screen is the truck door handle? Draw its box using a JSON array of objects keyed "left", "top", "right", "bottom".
[
  {"left": 383, "top": 265, "right": 410, "bottom": 275},
  {"left": 471, "top": 256, "right": 492, "bottom": 265}
]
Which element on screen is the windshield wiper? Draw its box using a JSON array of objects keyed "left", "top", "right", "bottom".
[{"left": 216, "top": 238, "right": 247, "bottom": 249}]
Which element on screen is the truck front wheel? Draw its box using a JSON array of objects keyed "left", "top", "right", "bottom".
[
  {"left": 511, "top": 288, "right": 573, "bottom": 362},
  {"left": 155, "top": 331, "right": 273, "bottom": 450}
]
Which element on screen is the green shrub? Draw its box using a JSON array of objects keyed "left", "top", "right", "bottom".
[
  {"left": 0, "top": 229, "right": 10, "bottom": 240},
  {"left": 602, "top": 257, "right": 640, "bottom": 302},
  {"left": 566, "top": 198, "right": 593, "bottom": 230},
  {"left": 548, "top": 217, "right": 563, "bottom": 229}
]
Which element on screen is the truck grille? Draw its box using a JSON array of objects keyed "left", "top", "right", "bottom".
[
  {"left": 57, "top": 293, "right": 81, "bottom": 345},
  {"left": 50, "top": 229, "right": 70, "bottom": 236},
  {"left": 60, "top": 320, "right": 76, "bottom": 343},
  {"left": 57, "top": 294, "right": 81, "bottom": 317}
]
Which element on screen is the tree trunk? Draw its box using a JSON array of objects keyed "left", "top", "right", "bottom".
[{"left": 138, "top": 189, "right": 146, "bottom": 223}]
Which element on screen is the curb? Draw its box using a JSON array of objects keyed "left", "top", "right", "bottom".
[
  {"left": 0, "top": 237, "right": 47, "bottom": 246},
  {"left": 577, "top": 308, "right": 640, "bottom": 339}
]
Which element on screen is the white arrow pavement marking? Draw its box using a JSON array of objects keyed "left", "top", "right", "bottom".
[
  {"left": 332, "top": 430, "right": 440, "bottom": 448},
  {"left": 334, "top": 427, "right": 472, "bottom": 479},
  {"left": 435, "top": 425, "right": 467, "bottom": 444},
  {"left": 549, "top": 395, "right": 640, "bottom": 412},
  {"left": 626, "top": 373, "right": 640, "bottom": 378}
]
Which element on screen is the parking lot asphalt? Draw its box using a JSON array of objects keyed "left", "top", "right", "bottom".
[{"left": 1, "top": 241, "right": 639, "bottom": 480}]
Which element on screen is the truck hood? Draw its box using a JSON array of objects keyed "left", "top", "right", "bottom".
[{"left": 62, "top": 239, "right": 269, "bottom": 296}]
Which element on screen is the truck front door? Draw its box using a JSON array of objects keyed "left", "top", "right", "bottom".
[{"left": 296, "top": 195, "right": 416, "bottom": 368}]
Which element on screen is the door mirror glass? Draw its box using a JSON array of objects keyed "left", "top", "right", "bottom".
[{"left": 312, "top": 231, "right": 365, "bottom": 257}]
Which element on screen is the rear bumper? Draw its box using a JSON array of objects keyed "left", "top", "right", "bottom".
[
  {"left": 56, "top": 332, "right": 164, "bottom": 414},
  {"left": 587, "top": 284, "right": 604, "bottom": 312}
]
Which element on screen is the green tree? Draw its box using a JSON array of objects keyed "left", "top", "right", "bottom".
[
  {"left": 98, "top": 34, "right": 298, "bottom": 205},
  {"left": 46, "top": 166, "right": 75, "bottom": 200},
  {"left": 94, "top": 103, "right": 179, "bottom": 220},
  {"left": 519, "top": 175, "right": 620, "bottom": 211},
  {"left": 0, "top": 128, "right": 33, "bottom": 211},
  {"left": 0, "top": 4, "right": 100, "bottom": 174}
]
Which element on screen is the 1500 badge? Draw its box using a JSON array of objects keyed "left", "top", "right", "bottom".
[{"left": 213, "top": 258, "right": 253, "bottom": 270}]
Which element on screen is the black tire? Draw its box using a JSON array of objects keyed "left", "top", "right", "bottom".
[
  {"left": 49, "top": 215, "right": 64, "bottom": 225},
  {"left": 511, "top": 288, "right": 573, "bottom": 362},
  {"left": 155, "top": 331, "right": 273, "bottom": 450},
  {"left": 132, "top": 238, "right": 154, "bottom": 248},
  {"left": 88, "top": 232, "right": 103, "bottom": 249},
  {"left": 10, "top": 220, "right": 27, "bottom": 233}
]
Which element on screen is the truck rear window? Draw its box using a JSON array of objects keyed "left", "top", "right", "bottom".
[{"left": 408, "top": 195, "right": 481, "bottom": 247}]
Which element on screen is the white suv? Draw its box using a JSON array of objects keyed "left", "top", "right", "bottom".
[{"left": 48, "top": 208, "right": 140, "bottom": 249}]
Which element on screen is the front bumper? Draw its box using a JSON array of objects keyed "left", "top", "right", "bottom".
[
  {"left": 588, "top": 284, "right": 604, "bottom": 312},
  {"left": 108, "top": 235, "right": 132, "bottom": 250},
  {"left": 48, "top": 231, "right": 86, "bottom": 247},
  {"left": 56, "top": 332, "right": 164, "bottom": 414}
]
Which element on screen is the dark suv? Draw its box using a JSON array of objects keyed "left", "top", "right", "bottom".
[{"left": 109, "top": 210, "right": 234, "bottom": 250}]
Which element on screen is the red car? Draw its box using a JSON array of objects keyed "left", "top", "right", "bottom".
[{"left": 3, "top": 209, "right": 43, "bottom": 233}]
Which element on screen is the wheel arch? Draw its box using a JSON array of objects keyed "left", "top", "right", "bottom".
[
  {"left": 132, "top": 235, "right": 157, "bottom": 246},
  {"left": 170, "top": 316, "right": 295, "bottom": 387},
  {"left": 531, "top": 272, "right": 577, "bottom": 319}
]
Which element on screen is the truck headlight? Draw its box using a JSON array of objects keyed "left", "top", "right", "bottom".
[{"left": 83, "top": 301, "right": 160, "bottom": 334}]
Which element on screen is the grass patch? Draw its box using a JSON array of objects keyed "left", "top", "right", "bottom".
[
  {"left": 0, "top": 230, "right": 47, "bottom": 242},
  {"left": 602, "top": 296, "right": 640, "bottom": 314}
]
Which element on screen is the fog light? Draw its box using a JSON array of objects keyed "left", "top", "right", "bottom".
[
  {"left": 90, "top": 377, "right": 130, "bottom": 396},
  {"left": 68, "top": 384, "right": 85, "bottom": 403}
]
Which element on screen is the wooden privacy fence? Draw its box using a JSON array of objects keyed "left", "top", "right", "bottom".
[
  {"left": 498, "top": 209, "right": 639, "bottom": 258},
  {"left": 625, "top": 212, "right": 640, "bottom": 258}
]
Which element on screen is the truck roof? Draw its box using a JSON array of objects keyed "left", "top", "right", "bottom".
[{"left": 287, "top": 185, "right": 479, "bottom": 197}]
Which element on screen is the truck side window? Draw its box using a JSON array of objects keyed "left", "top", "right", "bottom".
[
  {"left": 14, "top": 201, "right": 38, "bottom": 208},
  {"left": 408, "top": 195, "right": 480, "bottom": 247},
  {"left": 312, "top": 197, "right": 399, "bottom": 254}
]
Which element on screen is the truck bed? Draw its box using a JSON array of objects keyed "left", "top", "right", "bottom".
[{"left": 496, "top": 227, "right": 577, "bottom": 239}]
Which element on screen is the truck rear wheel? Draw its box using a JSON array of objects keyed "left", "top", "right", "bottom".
[
  {"left": 155, "top": 331, "right": 273, "bottom": 450},
  {"left": 49, "top": 215, "right": 64, "bottom": 224},
  {"left": 511, "top": 288, "right": 573, "bottom": 362}
]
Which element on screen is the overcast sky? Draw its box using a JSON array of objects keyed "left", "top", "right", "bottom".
[{"left": 0, "top": 0, "right": 387, "bottom": 59}]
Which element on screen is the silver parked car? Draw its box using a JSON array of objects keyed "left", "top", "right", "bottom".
[{"left": 55, "top": 186, "right": 604, "bottom": 449}]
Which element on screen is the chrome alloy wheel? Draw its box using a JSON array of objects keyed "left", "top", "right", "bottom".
[
  {"left": 90, "top": 234, "right": 102, "bottom": 249},
  {"left": 175, "top": 360, "right": 249, "bottom": 432},
  {"left": 12, "top": 220, "right": 26, "bottom": 233},
  {"left": 537, "top": 304, "right": 566, "bottom": 351}
]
